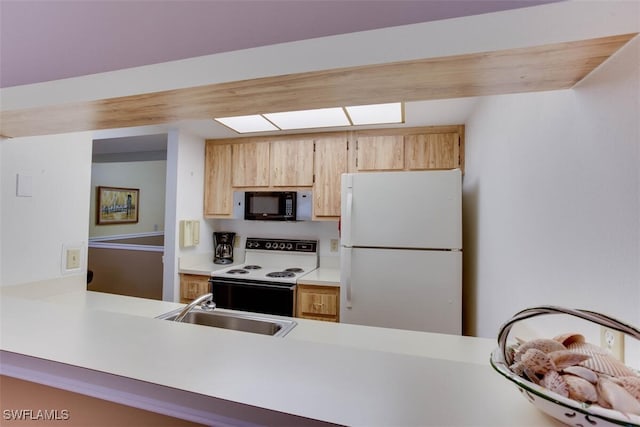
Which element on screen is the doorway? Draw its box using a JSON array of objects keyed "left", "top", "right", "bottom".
[{"left": 87, "top": 134, "right": 168, "bottom": 299}]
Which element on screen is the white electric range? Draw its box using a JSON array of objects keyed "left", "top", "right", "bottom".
[{"left": 209, "top": 237, "right": 318, "bottom": 316}]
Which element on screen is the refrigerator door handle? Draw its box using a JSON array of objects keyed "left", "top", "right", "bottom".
[
  {"left": 341, "top": 247, "right": 353, "bottom": 308},
  {"left": 344, "top": 190, "right": 353, "bottom": 247}
]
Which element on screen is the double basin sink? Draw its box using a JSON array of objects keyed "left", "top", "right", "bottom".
[{"left": 156, "top": 307, "right": 297, "bottom": 337}]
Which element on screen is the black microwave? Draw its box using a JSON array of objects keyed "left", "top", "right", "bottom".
[{"left": 244, "top": 191, "right": 296, "bottom": 221}]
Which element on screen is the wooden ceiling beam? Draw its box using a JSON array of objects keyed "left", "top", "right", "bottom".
[{"left": 0, "top": 33, "right": 636, "bottom": 138}]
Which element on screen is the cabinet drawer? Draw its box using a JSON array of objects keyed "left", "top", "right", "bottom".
[
  {"left": 180, "top": 274, "right": 210, "bottom": 302},
  {"left": 296, "top": 284, "right": 340, "bottom": 322},
  {"left": 299, "top": 292, "right": 338, "bottom": 316}
]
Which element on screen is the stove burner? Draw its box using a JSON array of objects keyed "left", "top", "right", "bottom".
[
  {"left": 227, "top": 269, "right": 249, "bottom": 274},
  {"left": 244, "top": 265, "right": 262, "bottom": 270},
  {"left": 266, "top": 271, "right": 296, "bottom": 278},
  {"left": 285, "top": 268, "right": 304, "bottom": 273}
]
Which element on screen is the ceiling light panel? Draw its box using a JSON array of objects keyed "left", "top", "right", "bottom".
[
  {"left": 264, "top": 108, "right": 350, "bottom": 130},
  {"left": 345, "top": 102, "right": 403, "bottom": 125},
  {"left": 214, "top": 115, "right": 278, "bottom": 133}
]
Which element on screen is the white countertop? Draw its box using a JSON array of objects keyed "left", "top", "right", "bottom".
[
  {"left": 296, "top": 267, "right": 340, "bottom": 286},
  {"left": 0, "top": 276, "right": 561, "bottom": 426},
  {"left": 178, "top": 252, "right": 243, "bottom": 275},
  {"left": 178, "top": 252, "right": 341, "bottom": 287}
]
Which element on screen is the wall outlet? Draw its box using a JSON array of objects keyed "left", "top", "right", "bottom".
[
  {"left": 330, "top": 239, "right": 339, "bottom": 252},
  {"left": 234, "top": 235, "right": 241, "bottom": 248},
  {"left": 600, "top": 326, "right": 625, "bottom": 362}
]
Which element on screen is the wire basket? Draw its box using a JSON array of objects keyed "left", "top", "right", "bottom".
[{"left": 489, "top": 306, "right": 640, "bottom": 427}]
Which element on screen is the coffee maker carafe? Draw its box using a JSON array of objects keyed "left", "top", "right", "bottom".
[{"left": 213, "top": 232, "right": 235, "bottom": 264}]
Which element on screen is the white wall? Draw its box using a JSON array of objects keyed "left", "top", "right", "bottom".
[
  {"left": 211, "top": 219, "right": 340, "bottom": 265},
  {"left": 463, "top": 37, "right": 639, "bottom": 362},
  {"left": 163, "top": 130, "right": 215, "bottom": 301},
  {"left": 0, "top": 132, "right": 93, "bottom": 286},
  {"left": 0, "top": 140, "right": 3, "bottom": 282},
  {"left": 89, "top": 160, "right": 166, "bottom": 237}
]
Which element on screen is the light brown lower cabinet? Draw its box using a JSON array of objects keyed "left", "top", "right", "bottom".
[
  {"left": 179, "top": 273, "right": 210, "bottom": 303},
  {"left": 295, "top": 284, "right": 340, "bottom": 322}
]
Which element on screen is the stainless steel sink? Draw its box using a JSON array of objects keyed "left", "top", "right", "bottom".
[{"left": 156, "top": 307, "right": 296, "bottom": 337}]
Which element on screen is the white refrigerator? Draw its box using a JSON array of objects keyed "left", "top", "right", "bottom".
[{"left": 340, "top": 169, "right": 462, "bottom": 334}]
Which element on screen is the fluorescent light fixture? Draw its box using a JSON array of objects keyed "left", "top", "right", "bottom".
[
  {"left": 264, "top": 107, "right": 350, "bottom": 130},
  {"left": 214, "top": 115, "right": 278, "bottom": 133},
  {"left": 214, "top": 103, "right": 404, "bottom": 133},
  {"left": 345, "top": 102, "right": 403, "bottom": 125}
]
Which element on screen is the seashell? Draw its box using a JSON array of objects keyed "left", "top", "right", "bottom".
[
  {"left": 597, "top": 394, "right": 613, "bottom": 409},
  {"left": 562, "top": 365, "right": 599, "bottom": 384},
  {"left": 514, "top": 339, "right": 566, "bottom": 361},
  {"left": 613, "top": 376, "right": 640, "bottom": 402},
  {"left": 580, "top": 353, "right": 636, "bottom": 378},
  {"left": 567, "top": 341, "right": 610, "bottom": 356},
  {"left": 553, "top": 333, "right": 586, "bottom": 347},
  {"left": 521, "top": 348, "right": 557, "bottom": 374},
  {"left": 541, "top": 370, "right": 568, "bottom": 397},
  {"left": 548, "top": 350, "right": 590, "bottom": 370},
  {"left": 563, "top": 374, "right": 598, "bottom": 403},
  {"left": 598, "top": 377, "right": 640, "bottom": 415},
  {"left": 509, "top": 360, "right": 526, "bottom": 376}
]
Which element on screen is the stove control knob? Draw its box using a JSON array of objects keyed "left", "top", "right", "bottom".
[
  {"left": 279, "top": 242, "right": 285, "bottom": 249},
  {"left": 265, "top": 242, "right": 272, "bottom": 249},
  {"left": 286, "top": 243, "right": 293, "bottom": 250}
]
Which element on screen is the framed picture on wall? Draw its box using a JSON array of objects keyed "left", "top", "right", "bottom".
[{"left": 96, "top": 186, "right": 139, "bottom": 225}]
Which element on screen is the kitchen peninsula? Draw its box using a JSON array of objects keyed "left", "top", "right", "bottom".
[{"left": 0, "top": 276, "right": 561, "bottom": 426}]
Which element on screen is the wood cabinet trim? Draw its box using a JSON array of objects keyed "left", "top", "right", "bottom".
[
  {"left": 179, "top": 273, "right": 211, "bottom": 303},
  {"left": 296, "top": 284, "right": 340, "bottom": 322}
]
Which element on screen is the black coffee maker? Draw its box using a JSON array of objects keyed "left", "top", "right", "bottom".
[{"left": 213, "top": 232, "right": 235, "bottom": 264}]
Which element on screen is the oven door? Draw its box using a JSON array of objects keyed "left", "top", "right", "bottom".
[{"left": 208, "top": 277, "right": 295, "bottom": 317}]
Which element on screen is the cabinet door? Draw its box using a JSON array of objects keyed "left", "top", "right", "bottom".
[
  {"left": 313, "top": 137, "right": 348, "bottom": 218},
  {"left": 296, "top": 285, "right": 340, "bottom": 322},
  {"left": 204, "top": 143, "right": 233, "bottom": 217},
  {"left": 356, "top": 135, "right": 404, "bottom": 171},
  {"left": 180, "top": 274, "right": 210, "bottom": 303},
  {"left": 405, "top": 133, "right": 460, "bottom": 170},
  {"left": 232, "top": 142, "right": 270, "bottom": 187},
  {"left": 270, "top": 139, "right": 314, "bottom": 187}
]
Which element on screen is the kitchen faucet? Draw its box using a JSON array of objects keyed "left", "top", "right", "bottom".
[{"left": 174, "top": 293, "right": 215, "bottom": 322}]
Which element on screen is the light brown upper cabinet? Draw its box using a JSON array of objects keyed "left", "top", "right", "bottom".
[
  {"left": 232, "top": 142, "right": 270, "bottom": 187},
  {"left": 313, "top": 136, "right": 348, "bottom": 219},
  {"left": 405, "top": 133, "right": 460, "bottom": 170},
  {"left": 356, "top": 135, "right": 404, "bottom": 171},
  {"left": 204, "top": 143, "right": 233, "bottom": 217},
  {"left": 354, "top": 126, "right": 464, "bottom": 172},
  {"left": 205, "top": 125, "right": 464, "bottom": 219},
  {"left": 270, "top": 139, "right": 314, "bottom": 187}
]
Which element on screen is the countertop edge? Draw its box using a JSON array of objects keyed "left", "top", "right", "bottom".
[{"left": 0, "top": 350, "right": 331, "bottom": 427}]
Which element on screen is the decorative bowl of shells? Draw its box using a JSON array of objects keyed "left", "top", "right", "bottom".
[{"left": 490, "top": 306, "right": 640, "bottom": 426}]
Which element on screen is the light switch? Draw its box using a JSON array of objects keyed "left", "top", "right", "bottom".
[
  {"left": 16, "top": 174, "right": 33, "bottom": 197},
  {"left": 66, "top": 248, "right": 81, "bottom": 270}
]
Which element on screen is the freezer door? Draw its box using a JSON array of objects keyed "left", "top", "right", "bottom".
[
  {"left": 341, "top": 170, "right": 461, "bottom": 249},
  {"left": 340, "top": 247, "right": 461, "bottom": 334}
]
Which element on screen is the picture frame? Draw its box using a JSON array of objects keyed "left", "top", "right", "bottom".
[{"left": 96, "top": 186, "right": 139, "bottom": 225}]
